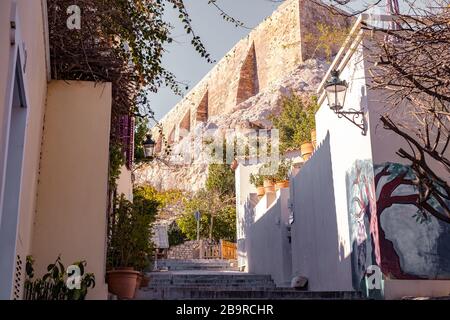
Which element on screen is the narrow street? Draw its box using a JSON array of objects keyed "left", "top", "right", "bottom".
[{"left": 136, "top": 259, "right": 362, "bottom": 300}]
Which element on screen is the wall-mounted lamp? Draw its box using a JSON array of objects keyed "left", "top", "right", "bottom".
[
  {"left": 143, "top": 134, "right": 156, "bottom": 159},
  {"left": 324, "top": 70, "right": 367, "bottom": 135}
]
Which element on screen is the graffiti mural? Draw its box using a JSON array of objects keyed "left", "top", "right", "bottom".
[
  {"left": 346, "top": 160, "right": 380, "bottom": 294},
  {"left": 346, "top": 161, "right": 450, "bottom": 293}
]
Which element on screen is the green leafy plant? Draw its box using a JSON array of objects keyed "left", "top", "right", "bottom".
[
  {"left": 274, "top": 159, "right": 293, "bottom": 182},
  {"left": 108, "top": 141, "right": 125, "bottom": 189},
  {"left": 168, "top": 221, "right": 187, "bottom": 246},
  {"left": 134, "top": 117, "right": 150, "bottom": 163},
  {"left": 249, "top": 172, "right": 264, "bottom": 188},
  {"left": 270, "top": 94, "right": 319, "bottom": 154},
  {"left": 206, "top": 164, "right": 235, "bottom": 198},
  {"left": 177, "top": 189, "right": 236, "bottom": 242},
  {"left": 260, "top": 162, "right": 277, "bottom": 183},
  {"left": 107, "top": 193, "right": 159, "bottom": 271},
  {"left": 24, "top": 256, "right": 95, "bottom": 300}
]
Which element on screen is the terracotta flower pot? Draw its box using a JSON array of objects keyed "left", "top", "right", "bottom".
[
  {"left": 311, "top": 130, "right": 317, "bottom": 149},
  {"left": 256, "top": 186, "right": 265, "bottom": 197},
  {"left": 301, "top": 142, "right": 314, "bottom": 161},
  {"left": 263, "top": 179, "right": 275, "bottom": 193},
  {"left": 276, "top": 180, "right": 289, "bottom": 190},
  {"left": 107, "top": 269, "right": 140, "bottom": 299},
  {"left": 135, "top": 273, "right": 143, "bottom": 296},
  {"left": 230, "top": 159, "right": 238, "bottom": 170},
  {"left": 140, "top": 275, "right": 150, "bottom": 288}
]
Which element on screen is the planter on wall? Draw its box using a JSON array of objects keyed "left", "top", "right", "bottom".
[
  {"left": 106, "top": 268, "right": 140, "bottom": 299},
  {"left": 311, "top": 129, "right": 317, "bottom": 149},
  {"left": 301, "top": 142, "right": 314, "bottom": 161},
  {"left": 140, "top": 274, "right": 150, "bottom": 288},
  {"left": 276, "top": 180, "right": 289, "bottom": 190},
  {"left": 230, "top": 159, "right": 238, "bottom": 171},
  {"left": 263, "top": 179, "right": 275, "bottom": 193},
  {"left": 256, "top": 186, "right": 265, "bottom": 197}
]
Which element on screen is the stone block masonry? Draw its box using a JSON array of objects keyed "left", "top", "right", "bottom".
[
  {"left": 153, "top": 0, "right": 350, "bottom": 145},
  {"left": 167, "top": 240, "right": 202, "bottom": 260}
]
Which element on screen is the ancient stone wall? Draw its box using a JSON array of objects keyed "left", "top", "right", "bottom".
[
  {"left": 152, "top": 0, "right": 349, "bottom": 147},
  {"left": 167, "top": 240, "right": 202, "bottom": 260}
]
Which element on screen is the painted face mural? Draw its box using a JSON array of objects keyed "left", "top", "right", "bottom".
[{"left": 347, "top": 161, "right": 450, "bottom": 293}]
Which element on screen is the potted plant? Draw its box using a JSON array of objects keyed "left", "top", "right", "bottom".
[
  {"left": 260, "top": 163, "right": 276, "bottom": 193},
  {"left": 24, "top": 255, "right": 95, "bottom": 300},
  {"left": 263, "top": 176, "right": 276, "bottom": 193},
  {"left": 301, "top": 142, "right": 314, "bottom": 161},
  {"left": 107, "top": 194, "right": 157, "bottom": 299},
  {"left": 230, "top": 159, "right": 238, "bottom": 171},
  {"left": 250, "top": 173, "right": 265, "bottom": 197},
  {"left": 311, "top": 129, "right": 317, "bottom": 149},
  {"left": 275, "top": 159, "right": 292, "bottom": 189}
]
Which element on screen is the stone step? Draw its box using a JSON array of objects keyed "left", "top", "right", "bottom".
[
  {"left": 156, "top": 259, "right": 235, "bottom": 271},
  {"left": 136, "top": 288, "right": 363, "bottom": 300},
  {"left": 146, "top": 285, "right": 277, "bottom": 290},
  {"left": 148, "top": 275, "right": 274, "bottom": 287},
  {"left": 148, "top": 282, "right": 276, "bottom": 288}
]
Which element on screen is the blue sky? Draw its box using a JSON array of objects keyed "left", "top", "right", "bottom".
[
  {"left": 147, "top": 0, "right": 282, "bottom": 122},
  {"left": 148, "top": 0, "right": 417, "bottom": 123}
]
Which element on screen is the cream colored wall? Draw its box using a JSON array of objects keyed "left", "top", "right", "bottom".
[
  {"left": 32, "top": 81, "right": 112, "bottom": 300},
  {"left": 117, "top": 165, "right": 133, "bottom": 201},
  {"left": 0, "top": 0, "right": 48, "bottom": 299}
]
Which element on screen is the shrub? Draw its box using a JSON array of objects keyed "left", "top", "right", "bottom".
[
  {"left": 206, "top": 164, "right": 235, "bottom": 198},
  {"left": 24, "top": 256, "right": 95, "bottom": 300},
  {"left": 107, "top": 193, "right": 159, "bottom": 271},
  {"left": 177, "top": 190, "right": 236, "bottom": 242},
  {"left": 249, "top": 172, "right": 264, "bottom": 187},
  {"left": 270, "top": 94, "right": 319, "bottom": 154},
  {"left": 167, "top": 221, "right": 187, "bottom": 246}
]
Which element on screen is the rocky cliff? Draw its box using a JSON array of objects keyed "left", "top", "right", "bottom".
[{"left": 134, "top": 59, "right": 328, "bottom": 192}]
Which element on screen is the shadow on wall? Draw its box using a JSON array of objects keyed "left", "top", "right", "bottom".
[
  {"left": 238, "top": 193, "right": 258, "bottom": 266},
  {"left": 290, "top": 132, "right": 353, "bottom": 291},
  {"left": 246, "top": 190, "right": 291, "bottom": 286}
]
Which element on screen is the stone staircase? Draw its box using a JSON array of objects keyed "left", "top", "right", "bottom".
[
  {"left": 136, "top": 259, "right": 363, "bottom": 300},
  {"left": 155, "top": 259, "right": 238, "bottom": 271}
]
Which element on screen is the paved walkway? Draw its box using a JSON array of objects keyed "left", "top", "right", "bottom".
[{"left": 135, "top": 259, "right": 363, "bottom": 300}]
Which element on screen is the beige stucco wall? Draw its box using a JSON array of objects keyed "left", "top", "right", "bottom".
[
  {"left": 32, "top": 80, "right": 112, "bottom": 300},
  {"left": 117, "top": 165, "right": 133, "bottom": 201},
  {"left": 0, "top": 0, "right": 49, "bottom": 299}
]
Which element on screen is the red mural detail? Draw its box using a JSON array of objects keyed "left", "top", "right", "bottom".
[
  {"left": 351, "top": 164, "right": 423, "bottom": 280},
  {"left": 373, "top": 165, "right": 422, "bottom": 279}
]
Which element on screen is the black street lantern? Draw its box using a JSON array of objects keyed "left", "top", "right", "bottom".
[
  {"left": 324, "top": 69, "right": 367, "bottom": 135},
  {"left": 324, "top": 70, "right": 348, "bottom": 112},
  {"left": 143, "top": 134, "right": 156, "bottom": 159}
]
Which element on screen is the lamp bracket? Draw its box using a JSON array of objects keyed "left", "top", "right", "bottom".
[{"left": 334, "top": 108, "right": 367, "bottom": 135}]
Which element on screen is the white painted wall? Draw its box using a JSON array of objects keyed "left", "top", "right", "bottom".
[
  {"left": 116, "top": 165, "right": 133, "bottom": 201},
  {"left": 235, "top": 164, "right": 259, "bottom": 269},
  {"left": 289, "top": 38, "right": 373, "bottom": 291},
  {"left": 247, "top": 188, "right": 292, "bottom": 286}
]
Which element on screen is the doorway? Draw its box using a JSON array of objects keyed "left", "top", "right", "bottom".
[{"left": 0, "top": 51, "right": 28, "bottom": 299}]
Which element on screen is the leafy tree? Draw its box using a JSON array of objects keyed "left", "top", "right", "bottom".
[
  {"left": 167, "top": 222, "right": 187, "bottom": 246},
  {"left": 206, "top": 164, "right": 235, "bottom": 198},
  {"left": 134, "top": 117, "right": 150, "bottom": 163},
  {"left": 107, "top": 193, "right": 159, "bottom": 271},
  {"left": 177, "top": 190, "right": 236, "bottom": 242},
  {"left": 270, "top": 94, "right": 319, "bottom": 154}
]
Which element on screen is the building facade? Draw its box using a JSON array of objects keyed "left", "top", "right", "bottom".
[
  {"left": 0, "top": 0, "right": 131, "bottom": 299},
  {"left": 152, "top": 0, "right": 349, "bottom": 151},
  {"left": 237, "top": 14, "right": 450, "bottom": 299}
]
